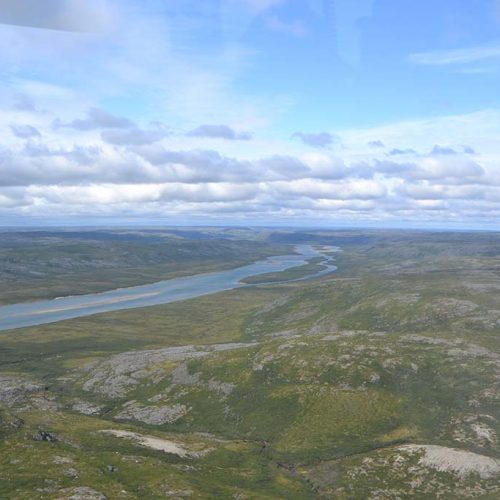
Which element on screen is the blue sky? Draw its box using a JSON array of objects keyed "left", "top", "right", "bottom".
[{"left": 1, "top": 0, "right": 500, "bottom": 227}]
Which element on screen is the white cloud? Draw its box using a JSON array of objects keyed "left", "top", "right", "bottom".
[
  {"left": 10, "top": 124, "right": 41, "bottom": 138},
  {"left": 292, "top": 132, "right": 339, "bottom": 148},
  {"left": 300, "top": 152, "right": 347, "bottom": 179},
  {"left": 340, "top": 110, "right": 500, "bottom": 158},
  {"left": 409, "top": 157, "right": 485, "bottom": 181},
  {"left": 55, "top": 108, "right": 134, "bottom": 131},
  {"left": 101, "top": 128, "right": 168, "bottom": 146},
  {"left": 273, "top": 178, "right": 387, "bottom": 200},
  {"left": 187, "top": 124, "right": 252, "bottom": 141},
  {"left": 1, "top": 102, "right": 500, "bottom": 225},
  {"left": 26, "top": 182, "right": 259, "bottom": 206},
  {"left": 408, "top": 44, "right": 500, "bottom": 66}
]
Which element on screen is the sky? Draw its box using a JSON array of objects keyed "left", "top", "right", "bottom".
[{"left": 1, "top": 0, "right": 500, "bottom": 228}]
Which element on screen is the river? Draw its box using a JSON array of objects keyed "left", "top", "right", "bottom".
[{"left": 0, "top": 245, "right": 337, "bottom": 331}]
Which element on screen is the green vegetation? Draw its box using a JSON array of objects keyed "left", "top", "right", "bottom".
[{"left": 1, "top": 229, "right": 500, "bottom": 498}]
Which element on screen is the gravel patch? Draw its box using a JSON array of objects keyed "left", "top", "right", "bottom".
[{"left": 100, "top": 430, "right": 193, "bottom": 457}]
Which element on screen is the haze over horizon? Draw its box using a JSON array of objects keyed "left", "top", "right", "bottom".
[{"left": 1, "top": 0, "right": 500, "bottom": 228}]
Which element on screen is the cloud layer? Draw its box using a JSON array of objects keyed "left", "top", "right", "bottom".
[{"left": 1, "top": 105, "right": 499, "bottom": 226}]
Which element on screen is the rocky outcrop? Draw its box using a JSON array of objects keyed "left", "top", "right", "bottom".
[
  {"left": 56, "top": 486, "right": 107, "bottom": 500},
  {"left": 0, "top": 375, "right": 44, "bottom": 407},
  {"left": 71, "top": 400, "right": 103, "bottom": 416},
  {"left": 115, "top": 401, "right": 188, "bottom": 425},
  {"left": 82, "top": 343, "right": 253, "bottom": 398}
]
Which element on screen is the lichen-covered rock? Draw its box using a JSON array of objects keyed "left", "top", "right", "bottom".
[
  {"left": 207, "top": 379, "right": 235, "bottom": 397},
  {"left": 115, "top": 401, "right": 189, "bottom": 425},
  {"left": 82, "top": 343, "right": 252, "bottom": 398},
  {"left": 56, "top": 486, "right": 107, "bottom": 500},
  {"left": 0, "top": 375, "right": 44, "bottom": 407},
  {"left": 71, "top": 400, "right": 103, "bottom": 416}
]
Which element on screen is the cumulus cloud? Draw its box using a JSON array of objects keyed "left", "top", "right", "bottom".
[
  {"left": 463, "top": 145, "right": 476, "bottom": 154},
  {"left": 430, "top": 144, "right": 476, "bottom": 155},
  {"left": 274, "top": 179, "right": 387, "bottom": 201},
  {"left": 26, "top": 182, "right": 260, "bottom": 206},
  {"left": 371, "top": 160, "right": 414, "bottom": 176},
  {"left": 368, "top": 140, "right": 385, "bottom": 148},
  {"left": 300, "top": 153, "right": 348, "bottom": 180},
  {"left": 408, "top": 157, "right": 485, "bottom": 181},
  {"left": 431, "top": 145, "right": 458, "bottom": 155},
  {"left": 396, "top": 183, "right": 486, "bottom": 201},
  {"left": 0, "top": 146, "right": 102, "bottom": 186},
  {"left": 388, "top": 148, "right": 417, "bottom": 156},
  {"left": 101, "top": 128, "right": 168, "bottom": 146},
  {"left": 292, "top": 132, "right": 339, "bottom": 148},
  {"left": 186, "top": 124, "right": 252, "bottom": 141},
  {"left": 0, "top": 141, "right": 347, "bottom": 190},
  {"left": 21, "top": 142, "right": 101, "bottom": 165},
  {"left": 55, "top": 107, "right": 134, "bottom": 131},
  {"left": 10, "top": 124, "right": 41, "bottom": 138},
  {"left": 133, "top": 147, "right": 256, "bottom": 183},
  {"left": 12, "top": 95, "right": 37, "bottom": 112}
]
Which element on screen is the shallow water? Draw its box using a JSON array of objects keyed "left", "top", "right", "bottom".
[{"left": 0, "top": 245, "right": 337, "bottom": 331}]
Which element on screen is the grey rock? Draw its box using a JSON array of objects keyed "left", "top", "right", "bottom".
[
  {"left": 115, "top": 401, "right": 188, "bottom": 425},
  {"left": 56, "top": 486, "right": 107, "bottom": 500},
  {"left": 82, "top": 342, "right": 253, "bottom": 398},
  {"left": 72, "top": 400, "right": 103, "bottom": 416},
  {"left": 171, "top": 363, "right": 201, "bottom": 386},
  {"left": 207, "top": 379, "right": 235, "bottom": 397},
  {"left": 64, "top": 468, "right": 79, "bottom": 479},
  {"left": 33, "top": 430, "right": 58, "bottom": 442},
  {"left": 28, "top": 395, "right": 60, "bottom": 411},
  {"left": 0, "top": 375, "right": 44, "bottom": 407}
]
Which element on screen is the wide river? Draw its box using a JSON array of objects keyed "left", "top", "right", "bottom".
[{"left": 0, "top": 245, "right": 337, "bottom": 332}]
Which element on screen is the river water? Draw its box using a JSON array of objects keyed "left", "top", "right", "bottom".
[{"left": 0, "top": 245, "right": 337, "bottom": 332}]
